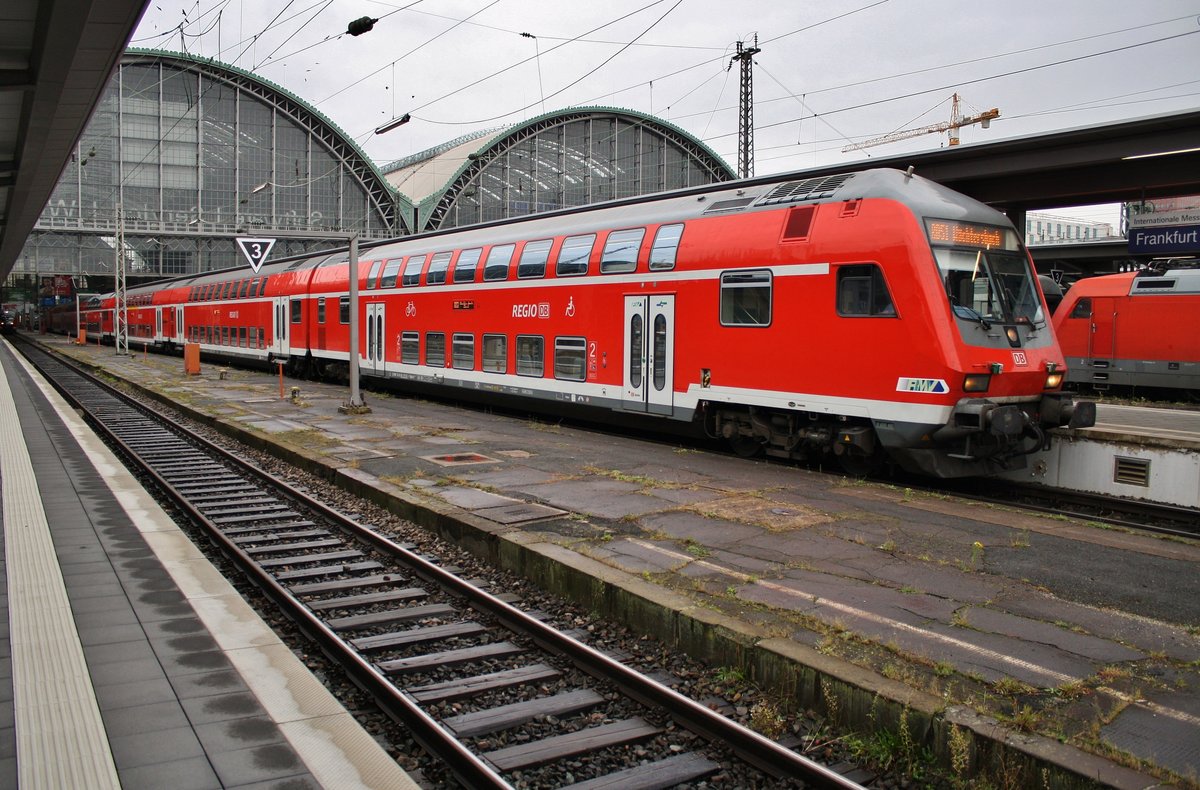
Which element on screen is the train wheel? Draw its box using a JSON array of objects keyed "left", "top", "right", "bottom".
[{"left": 727, "top": 435, "right": 763, "bottom": 458}]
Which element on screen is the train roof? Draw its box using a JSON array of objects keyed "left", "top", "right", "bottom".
[{"left": 121, "top": 166, "right": 1010, "bottom": 297}]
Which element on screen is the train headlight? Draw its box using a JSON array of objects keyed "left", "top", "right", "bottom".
[
  {"left": 1044, "top": 372, "right": 1064, "bottom": 389},
  {"left": 1004, "top": 326, "right": 1020, "bottom": 345},
  {"left": 963, "top": 374, "right": 991, "bottom": 393}
]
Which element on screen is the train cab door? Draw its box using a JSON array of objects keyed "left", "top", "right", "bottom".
[
  {"left": 364, "top": 303, "right": 386, "bottom": 374},
  {"left": 1088, "top": 297, "right": 1117, "bottom": 360},
  {"left": 274, "top": 296, "right": 291, "bottom": 357},
  {"left": 622, "top": 294, "right": 675, "bottom": 415}
]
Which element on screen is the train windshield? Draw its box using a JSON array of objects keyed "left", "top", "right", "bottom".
[{"left": 925, "top": 219, "right": 1045, "bottom": 328}]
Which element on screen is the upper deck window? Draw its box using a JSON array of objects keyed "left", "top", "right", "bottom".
[
  {"left": 379, "top": 258, "right": 402, "bottom": 288},
  {"left": 601, "top": 228, "right": 645, "bottom": 273},
  {"left": 427, "top": 252, "right": 452, "bottom": 285},
  {"left": 556, "top": 235, "right": 595, "bottom": 276},
  {"left": 483, "top": 244, "right": 516, "bottom": 281},
  {"left": 518, "top": 239, "right": 553, "bottom": 279},
  {"left": 402, "top": 255, "right": 427, "bottom": 287},
  {"left": 649, "top": 224, "right": 684, "bottom": 270},
  {"left": 454, "top": 248, "right": 483, "bottom": 283}
]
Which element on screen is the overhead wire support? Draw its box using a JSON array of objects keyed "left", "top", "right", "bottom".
[{"left": 729, "top": 36, "right": 760, "bottom": 179}]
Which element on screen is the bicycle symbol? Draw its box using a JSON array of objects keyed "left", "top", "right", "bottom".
[{"left": 405, "top": 301, "right": 416, "bottom": 317}]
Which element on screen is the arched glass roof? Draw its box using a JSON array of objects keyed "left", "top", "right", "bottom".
[{"left": 383, "top": 108, "right": 735, "bottom": 232}]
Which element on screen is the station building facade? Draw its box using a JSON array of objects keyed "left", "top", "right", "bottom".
[{"left": 6, "top": 51, "right": 734, "bottom": 315}]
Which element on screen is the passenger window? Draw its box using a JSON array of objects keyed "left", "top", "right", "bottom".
[
  {"left": 238, "top": 280, "right": 251, "bottom": 298},
  {"left": 649, "top": 223, "right": 684, "bottom": 270},
  {"left": 454, "top": 248, "right": 483, "bottom": 283},
  {"left": 239, "top": 327, "right": 247, "bottom": 347},
  {"left": 339, "top": 296, "right": 350, "bottom": 324},
  {"left": 601, "top": 228, "right": 645, "bottom": 273},
  {"left": 452, "top": 333, "right": 474, "bottom": 369},
  {"left": 554, "top": 337, "right": 587, "bottom": 381},
  {"left": 517, "top": 239, "right": 553, "bottom": 279},
  {"left": 482, "top": 334, "right": 507, "bottom": 372},
  {"left": 403, "top": 255, "right": 426, "bottom": 287},
  {"left": 317, "top": 297, "right": 326, "bottom": 324},
  {"left": 248, "top": 279, "right": 260, "bottom": 298},
  {"left": 483, "top": 244, "right": 516, "bottom": 281},
  {"left": 1069, "top": 297, "right": 1092, "bottom": 319},
  {"left": 720, "top": 270, "right": 772, "bottom": 326},
  {"left": 556, "top": 235, "right": 595, "bottom": 276},
  {"left": 836, "top": 264, "right": 896, "bottom": 317},
  {"left": 366, "top": 260, "right": 383, "bottom": 289},
  {"left": 401, "top": 331, "right": 420, "bottom": 364},
  {"left": 290, "top": 298, "right": 302, "bottom": 323},
  {"left": 516, "top": 335, "right": 544, "bottom": 376},
  {"left": 427, "top": 252, "right": 452, "bottom": 285},
  {"left": 380, "top": 258, "right": 402, "bottom": 288},
  {"left": 425, "top": 332, "right": 446, "bottom": 367}
]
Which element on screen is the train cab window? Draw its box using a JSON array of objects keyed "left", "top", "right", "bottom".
[
  {"left": 518, "top": 240, "right": 553, "bottom": 279},
  {"left": 401, "top": 331, "right": 419, "bottom": 364},
  {"left": 366, "top": 260, "right": 383, "bottom": 289},
  {"left": 452, "top": 333, "right": 474, "bottom": 369},
  {"left": 649, "top": 223, "right": 684, "bottom": 271},
  {"left": 1069, "top": 297, "right": 1092, "bottom": 319},
  {"left": 425, "top": 332, "right": 446, "bottom": 367},
  {"left": 317, "top": 298, "right": 326, "bottom": 323},
  {"left": 339, "top": 296, "right": 350, "bottom": 324},
  {"left": 720, "top": 270, "right": 772, "bottom": 326},
  {"left": 601, "top": 228, "right": 645, "bottom": 273},
  {"left": 403, "top": 255, "right": 427, "bottom": 287},
  {"left": 482, "top": 334, "right": 507, "bottom": 372},
  {"left": 836, "top": 264, "right": 896, "bottom": 317},
  {"left": 427, "top": 252, "right": 452, "bottom": 285},
  {"left": 380, "top": 258, "right": 402, "bottom": 288},
  {"left": 516, "top": 335, "right": 544, "bottom": 377},
  {"left": 290, "top": 298, "right": 302, "bottom": 323},
  {"left": 554, "top": 337, "right": 587, "bottom": 381},
  {"left": 556, "top": 235, "right": 595, "bottom": 276},
  {"left": 238, "top": 280, "right": 251, "bottom": 298},
  {"left": 454, "top": 248, "right": 483, "bottom": 283}
]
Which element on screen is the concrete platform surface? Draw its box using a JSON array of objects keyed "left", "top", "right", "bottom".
[{"left": 32, "top": 334, "right": 1200, "bottom": 788}]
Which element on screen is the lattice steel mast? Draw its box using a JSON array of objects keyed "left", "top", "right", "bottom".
[{"left": 729, "top": 37, "right": 761, "bottom": 179}]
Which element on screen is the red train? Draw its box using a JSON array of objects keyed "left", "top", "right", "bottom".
[
  {"left": 53, "top": 167, "right": 1094, "bottom": 477},
  {"left": 1053, "top": 258, "right": 1200, "bottom": 398}
]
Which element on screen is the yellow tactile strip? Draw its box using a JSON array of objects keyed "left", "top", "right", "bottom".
[{"left": 0, "top": 349, "right": 121, "bottom": 789}]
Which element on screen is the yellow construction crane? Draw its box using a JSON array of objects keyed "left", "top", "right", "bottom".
[{"left": 843, "top": 93, "right": 999, "bottom": 152}]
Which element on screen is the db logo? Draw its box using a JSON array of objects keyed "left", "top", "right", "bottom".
[{"left": 1012, "top": 351, "right": 1028, "bottom": 366}]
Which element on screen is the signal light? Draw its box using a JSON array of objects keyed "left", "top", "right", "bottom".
[
  {"left": 347, "top": 16, "right": 378, "bottom": 36},
  {"left": 963, "top": 374, "right": 991, "bottom": 393}
]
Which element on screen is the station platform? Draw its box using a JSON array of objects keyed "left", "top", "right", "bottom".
[
  {"left": 18, "top": 334, "right": 1200, "bottom": 788},
  {"left": 1009, "top": 402, "right": 1200, "bottom": 508},
  {"left": 0, "top": 340, "right": 419, "bottom": 789}
]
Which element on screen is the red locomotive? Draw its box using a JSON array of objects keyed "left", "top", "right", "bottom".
[
  {"left": 61, "top": 167, "right": 1093, "bottom": 476},
  {"left": 1053, "top": 258, "right": 1200, "bottom": 398}
]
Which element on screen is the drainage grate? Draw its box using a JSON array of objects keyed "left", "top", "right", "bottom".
[
  {"left": 1113, "top": 456, "right": 1151, "bottom": 487},
  {"left": 421, "top": 452, "right": 498, "bottom": 467}
]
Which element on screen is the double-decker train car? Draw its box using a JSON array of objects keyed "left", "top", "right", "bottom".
[
  {"left": 59, "top": 168, "right": 1094, "bottom": 477},
  {"left": 1053, "top": 258, "right": 1200, "bottom": 398}
]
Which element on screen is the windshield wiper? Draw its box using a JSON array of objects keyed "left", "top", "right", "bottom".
[{"left": 953, "top": 304, "right": 992, "bottom": 330}]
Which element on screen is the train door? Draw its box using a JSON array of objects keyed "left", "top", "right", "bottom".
[
  {"left": 274, "top": 296, "right": 291, "bottom": 356},
  {"left": 365, "top": 303, "right": 386, "bottom": 374},
  {"left": 155, "top": 309, "right": 163, "bottom": 343},
  {"left": 1088, "top": 297, "right": 1117, "bottom": 360},
  {"left": 622, "top": 294, "right": 675, "bottom": 415},
  {"left": 176, "top": 307, "right": 184, "bottom": 345}
]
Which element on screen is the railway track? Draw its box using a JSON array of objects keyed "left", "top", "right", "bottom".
[{"left": 15, "top": 341, "right": 870, "bottom": 788}]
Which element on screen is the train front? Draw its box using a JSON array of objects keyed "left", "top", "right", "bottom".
[{"left": 885, "top": 217, "right": 1095, "bottom": 477}]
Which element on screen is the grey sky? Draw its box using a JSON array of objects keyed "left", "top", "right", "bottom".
[{"left": 130, "top": 0, "right": 1200, "bottom": 223}]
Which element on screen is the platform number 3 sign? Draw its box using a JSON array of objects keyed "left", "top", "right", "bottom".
[{"left": 236, "top": 238, "right": 277, "bottom": 273}]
